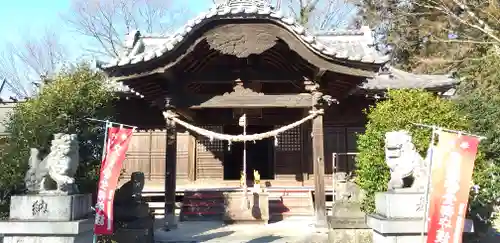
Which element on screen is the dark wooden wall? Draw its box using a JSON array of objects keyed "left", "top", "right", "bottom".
[{"left": 116, "top": 95, "right": 372, "bottom": 186}]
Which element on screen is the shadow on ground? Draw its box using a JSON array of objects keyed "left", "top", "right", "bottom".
[
  {"left": 153, "top": 217, "right": 319, "bottom": 243},
  {"left": 246, "top": 235, "right": 283, "bottom": 243},
  {"left": 154, "top": 220, "right": 230, "bottom": 242}
]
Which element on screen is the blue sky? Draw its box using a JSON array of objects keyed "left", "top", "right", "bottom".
[
  {"left": 0, "top": 0, "right": 212, "bottom": 56},
  {"left": 0, "top": 0, "right": 71, "bottom": 43},
  {"left": 0, "top": 0, "right": 212, "bottom": 98},
  {"left": 0, "top": 1, "right": 355, "bottom": 98}
]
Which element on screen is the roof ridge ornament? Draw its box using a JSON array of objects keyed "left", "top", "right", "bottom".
[
  {"left": 217, "top": 0, "right": 273, "bottom": 8},
  {"left": 124, "top": 30, "right": 141, "bottom": 49},
  {"left": 121, "top": 30, "right": 141, "bottom": 58}
]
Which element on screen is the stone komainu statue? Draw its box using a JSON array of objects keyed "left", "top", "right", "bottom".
[
  {"left": 24, "top": 133, "right": 80, "bottom": 194},
  {"left": 385, "top": 130, "right": 429, "bottom": 192}
]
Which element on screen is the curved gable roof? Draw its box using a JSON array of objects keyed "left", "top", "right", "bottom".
[{"left": 101, "top": 2, "right": 389, "bottom": 70}]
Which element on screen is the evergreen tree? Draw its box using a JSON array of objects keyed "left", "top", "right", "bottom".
[
  {"left": 357, "top": 0, "right": 498, "bottom": 73},
  {"left": 0, "top": 63, "right": 116, "bottom": 219}
]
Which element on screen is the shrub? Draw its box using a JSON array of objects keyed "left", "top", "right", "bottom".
[
  {"left": 0, "top": 63, "right": 117, "bottom": 218},
  {"left": 455, "top": 50, "right": 500, "bottom": 228},
  {"left": 355, "top": 89, "right": 469, "bottom": 213}
]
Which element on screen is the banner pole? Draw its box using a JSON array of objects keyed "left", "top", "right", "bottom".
[
  {"left": 101, "top": 121, "right": 111, "bottom": 161},
  {"left": 93, "top": 121, "right": 111, "bottom": 243},
  {"left": 238, "top": 114, "right": 248, "bottom": 209},
  {"left": 86, "top": 118, "right": 137, "bottom": 129},
  {"left": 421, "top": 127, "right": 437, "bottom": 243},
  {"left": 411, "top": 123, "right": 485, "bottom": 139}
]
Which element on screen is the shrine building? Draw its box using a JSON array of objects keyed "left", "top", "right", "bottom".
[{"left": 99, "top": 0, "right": 457, "bottom": 223}]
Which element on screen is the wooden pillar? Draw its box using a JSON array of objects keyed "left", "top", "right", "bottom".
[
  {"left": 306, "top": 75, "right": 327, "bottom": 227},
  {"left": 164, "top": 98, "right": 177, "bottom": 229},
  {"left": 187, "top": 132, "right": 196, "bottom": 182},
  {"left": 300, "top": 109, "right": 310, "bottom": 185}
]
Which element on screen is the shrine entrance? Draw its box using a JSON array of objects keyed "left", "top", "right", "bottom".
[{"left": 223, "top": 125, "right": 275, "bottom": 181}]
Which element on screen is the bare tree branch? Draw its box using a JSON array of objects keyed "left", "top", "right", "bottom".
[
  {"left": 286, "top": 0, "right": 357, "bottom": 31},
  {"left": 0, "top": 29, "right": 66, "bottom": 98},
  {"left": 62, "top": 0, "right": 193, "bottom": 59},
  {"left": 415, "top": 0, "right": 500, "bottom": 48}
]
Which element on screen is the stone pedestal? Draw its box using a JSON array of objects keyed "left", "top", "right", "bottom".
[
  {"left": 328, "top": 201, "right": 372, "bottom": 243},
  {"left": 111, "top": 203, "right": 154, "bottom": 243},
  {"left": 367, "top": 191, "right": 474, "bottom": 243},
  {"left": 223, "top": 192, "right": 269, "bottom": 224},
  {"left": 0, "top": 194, "right": 93, "bottom": 243}
]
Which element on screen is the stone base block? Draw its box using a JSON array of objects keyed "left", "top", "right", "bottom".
[
  {"left": 372, "top": 232, "right": 423, "bottom": 243},
  {"left": 3, "top": 234, "right": 93, "bottom": 243},
  {"left": 375, "top": 191, "right": 425, "bottom": 219},
  {"left": 9, "top": 194, "right": 92, "bottom": 221},
  {"left": 0, "top": 218, "right": 93, "bottom": 243},
  {"left": 367, "top": 214, "right": 475, "bottom": 243},
  {"left": 329, "top": 201, "right": 368, "bottom": 230},
  {"left": 328, "top": 229, "right": 372, "bottom": 243},
  {"left": 329, "top": 217, "right": 367, "bottom": 229},
  {"left": 367, "top": 214, "right": 474, "bottom": 234},
  {"left": 223, "top": 192, "right": 269, "bottom": 224},
  {"left": 114, "top": 203, "right": 150, "bottom": 221}
]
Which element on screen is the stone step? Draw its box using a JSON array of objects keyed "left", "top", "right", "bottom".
[
  {"left": 180, "top": 191, "right": 226, "bottom": 221},
  {"left": 151, "top": 208, "right": 181, "bottom": 218},
  {"left": 272, "top": 197, "right": 313, "bottom": 204},
  {"left": 269, "top": 202, "right": 313, "bottom": 210},
  {"left": 271, "top": 211, "right": 314, "bottom": 217},
  {"left": 269, "top": 205, "right": 314, "bottom": 214},
  {"left": 148, "top": 202, "right": 183, "bottom": 208},
  {"left": 270, "top": 212, "right": 314, "bottom": 221},
  {"left": 267, "top": 192, "right": 312, "bottom": 197},
  {"left": 148, "top": 189, "right": 316, "bottom": 221},
  {"left": 268, "top": 192, "right": 314, "bottom": 218}
]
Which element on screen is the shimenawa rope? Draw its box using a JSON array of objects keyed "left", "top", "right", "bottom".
[{"left": 162, "top": 109, "right": 323, "bottom": 143}]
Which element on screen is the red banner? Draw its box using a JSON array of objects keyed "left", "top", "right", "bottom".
[
  {"left": 93, "top": 126, "right": 134, "bottom": 235},
  {"left": 427, "top": 131, "right": 480, "bottom": 243}
]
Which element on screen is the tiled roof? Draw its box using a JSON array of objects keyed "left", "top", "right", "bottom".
[
  {"left": 102, "top": 1, "right": 457, "bottom": 95},
  {"left": 101, "top": 1, "right": 389, "bottom": 69},
  {"left": 361, "top": 67, "right": 458, "bottom": 90}
]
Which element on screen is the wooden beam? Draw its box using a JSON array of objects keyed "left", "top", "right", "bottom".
[
  {"left": 186, "top": 79, "right": 304, "bottom": 84},
  {"left": 164, "top": 97, "right": 177, "bottom": 230},
  {"left": 184, "top": 71, "right": 307, "bottom": 84},
  {"left": 184, "top": 94, "right": 313, "bottom": 108}
]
